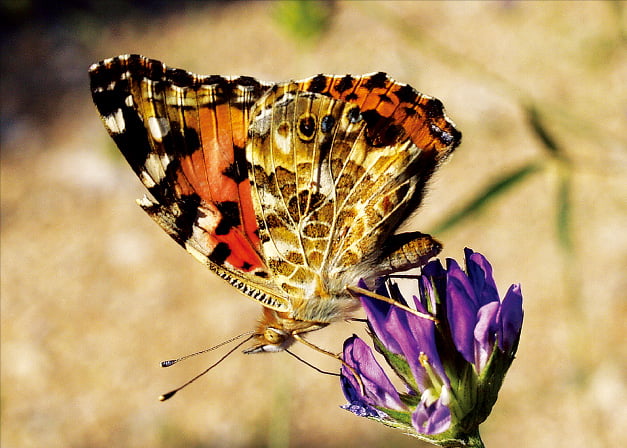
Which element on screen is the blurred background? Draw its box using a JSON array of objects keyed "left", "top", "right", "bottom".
[{"left": 1, "top": 1, "right": 625, "bottom": 447}]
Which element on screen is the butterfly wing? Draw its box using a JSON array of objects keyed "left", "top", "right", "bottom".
[
  {"left": 246, "top": 74, "right": 460, "bottom": 322},
  {"left": 89, "top": 55, "right": 290, "bottom": 311},
  {"left": 298, "top": 73, "right": 461, "bottom": 277}
]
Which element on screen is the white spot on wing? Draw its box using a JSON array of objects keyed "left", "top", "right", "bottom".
[
  {"left": 136, "top": 195, "right": 155, "bottom": 208},
  {"left": 144, "top": 152, "right": 166, "bottom": 184},
  {"left": 140, "top": 171, "right": 156, "bottom": 188},
  {"left": 195, "top": 205, "right": 220, "bottom": 234},
  {"left": 104, "top": 109, "right": 125, "bottom": 133},
  {"left": 249, "top": 107, "right": 272, "bottom": 136},
  {"left": 273, "top": 124, "right": 291, "bottom": 154},
  {"left": 148, "top": 117, "right": 170, "bottom": 142}
]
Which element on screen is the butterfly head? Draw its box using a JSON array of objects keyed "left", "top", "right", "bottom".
[{"left": 243, "top": 308, "right": 328, "bottom": 353}]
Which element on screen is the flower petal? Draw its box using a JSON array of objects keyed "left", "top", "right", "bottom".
[
  {"left": 474, "top": 301, "right": 500, "bottom": 372},
  {"left": 446, "top": 260, "right": 478, "bottom": 365},
  {"left": 356, "top": 280, "right": 406, "bottom": 355},
  {"left": 498, "top": 284, "right": 524, "bottom": 353},
  {"left": 464, "top": 248, "right": 499, "bottom": 307},
  {"left": 341, "top": 336, "right": 406, "bottom": 412},
  {"left": 411, "top": 387, "right": 452, "bottom": 435}
]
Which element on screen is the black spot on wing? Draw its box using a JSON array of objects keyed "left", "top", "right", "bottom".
[
  {"left": 205, "top": 74, "right": 228, "bottom": 86},
  {"left": 174, "top": 193, "right": 201, "bottom": 243},
  {"left": 160, "top": 122, "right": 201, "bottom": 157},
  {"left": 361, "top": 109, "right": 383, "bottom": 128},
  {"left": 364, "top": 72, "right": 388, "bottom": 89},
  {"left": 127, "top": 55, "right": 166, "bottom": 80},
  {"left": 183, "top": 126, "right": 201, "bottom": 154},
  {"left": 215, "top": 201, "right": 241, "bottom": 235},
  {"left": 422, "top": 99, "right": 462, "bottom": 147},
  {"left": 298, "top": 115, "right": 316, "bottom": 141},
  {"left": 90, "top": 73, "right": 126, "bottom": 115},
  {"left": 233, "top": 75, "right": 262, "bottom": 88},
  {"left": 361, "top": 109, "right": 404, "bottom": 147},
  {"left": 320, "top": 115, "right": 336, "bottom": 133},
  {"left": 404, "top": 107, "right": 417, "bottom": 116},
  {"left": 223, "top": 145, "right": 248, "bottom": 183},
  {"left": 334, "top": 75, "right": 355, "bottom": 93},
  {"left": 423, "top": 98, "right": 444, "bottom": 119},
  {"left": 380, "top": 124, "right": 404, "bottom": 146},
  {"left": 167, "top": 68, "right": 196, "bottom": 86},
  {"left": 307, "top": 74, "right": 329, "bottom": 93},
  {"left": 347, "top": 107, "right": 362, "bottom": 123},
  {"left": 111, "top": 107, "right": 153, "bottom": 174},
  {"left": 209, "top": 242, "right": 231, "bottom": 266},
  {"left": 394, "top": 84, "right": 418, "bottom": 103}
]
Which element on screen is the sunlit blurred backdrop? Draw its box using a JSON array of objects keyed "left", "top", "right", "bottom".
[{"left": 2, "top": 1, "right": 625, "bottom": 447}]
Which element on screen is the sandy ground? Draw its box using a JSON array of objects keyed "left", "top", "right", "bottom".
[{"left": 2, "top": 2, "right": 626, "bottom": 447}]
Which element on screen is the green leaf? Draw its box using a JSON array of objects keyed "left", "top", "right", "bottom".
[
  {"left": 525, "top": 104, "right": 563, "bottom": 157},
  {"left": 273, "top": 0, "right": 332, "bottom": 42},
  {"left": 431, "top": 162, "right": 542, "bottom": 234}
]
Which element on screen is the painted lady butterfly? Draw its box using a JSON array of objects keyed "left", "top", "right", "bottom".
[{"left": 89, "top": 55, "right": 461, "bottom": 354}]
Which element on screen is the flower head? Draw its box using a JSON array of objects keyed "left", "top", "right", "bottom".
[{"left": 341, "top": 249, "right": 523, "bottom": 447}]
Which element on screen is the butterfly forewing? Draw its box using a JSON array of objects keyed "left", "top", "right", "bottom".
[{"left": 89, "top": 55, "right": 290, "bottom": 312}]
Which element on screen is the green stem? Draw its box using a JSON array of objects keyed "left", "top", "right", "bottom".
[{"left": 462, "top": 429, "right": 485, "bottom": 448}]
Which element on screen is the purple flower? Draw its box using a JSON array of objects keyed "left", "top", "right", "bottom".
[
  {"left": 341, "top": 248, "right": 523, "bottom": 446},
  {"left": 447, "top": 248, "right": 523, "bottom": 373}
]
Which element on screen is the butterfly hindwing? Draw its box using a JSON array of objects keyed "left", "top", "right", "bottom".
[
  {"left": 297, "top": 73, "right": 461, "bottom": 275},
  {"left": 245, "top": 74, "right": 461, "bottom": 321}
]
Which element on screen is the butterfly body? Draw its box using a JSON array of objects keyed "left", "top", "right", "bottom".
[{"left": 89, "top": 55, "right": 461, "bottom": 352}]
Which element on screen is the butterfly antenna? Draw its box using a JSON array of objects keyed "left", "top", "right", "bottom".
[
  {"left": 346, "top": 285, "right": 438, "bottom": 323},
  {"left": 285, "top": 349, "right": 340, "bottom": 377},
  {"left": 160, "top": 331, "right": 255, "bottom": 367},
  {"left": 346, "top": 317, "right": 367, "bottom": 323},
  {"left": 159, "top": 334, "right": 255, "bottom": 402}
]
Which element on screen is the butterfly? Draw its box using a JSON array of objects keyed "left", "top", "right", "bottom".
[{"left": 89, "top": 54, "right": 461, "bottom": 354}]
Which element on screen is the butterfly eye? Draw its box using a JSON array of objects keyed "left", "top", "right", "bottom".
[{"left": 297, "top": 114, "right": 316, "bottom": 142}]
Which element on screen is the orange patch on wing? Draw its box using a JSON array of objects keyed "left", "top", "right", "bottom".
[
  {"left": 172, "top": 103, "right": 263, "bottom": 267},
  {"left": 221, "top": 229, "right": 265, "bottom": 271},
  {"left": 197, "top": 105, "right": 237, "bottom": 203},
  {"left": 229, "top": 107, "right": 248, "bottom": 149},
  {"left": 238, "top": 180, "right": 261, "bottom": 248}
]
